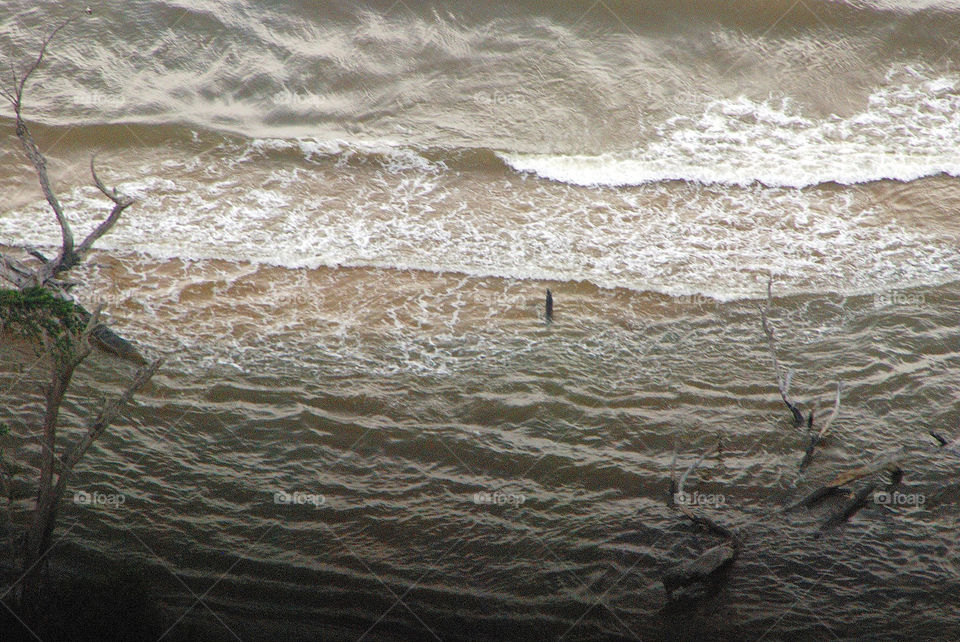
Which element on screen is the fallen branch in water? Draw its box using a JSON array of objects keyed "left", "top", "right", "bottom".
[
  {"left": 759, "top": 276, "right": 804, "bottom": 427},
  {"left": 786, "top": 448, "right": 907, "bottom": 515},
  {"left": 817, "top": 482, "right": 879, "bottom": 534},
  {"left": 821, "top": 449, "right": 907, "bottom": 489},
  {"left": 818, "top": 466, "right": 903, "bottom": 535},
  {"left": 663, "top": 442, "right": 740, "bottom": 599},
  {"left": 661, "top": 538, "right": 738, "bottom": 599},
  {"left": 799, "top": 382, "right": 841, "bottom": 471},
  {"left": 784, "top": 485, "right": 849, "bottom": 513},
  {"left": 654, "top": 282, "right": 944, "bottom": 606}
]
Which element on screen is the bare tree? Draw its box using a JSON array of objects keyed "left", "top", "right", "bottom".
[{"left": 0, "top": 18, "right": 162, "bottom": 618}]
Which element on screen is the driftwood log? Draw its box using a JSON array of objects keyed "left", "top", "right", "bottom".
[
  {"left": 663, "top": 444, "right": 740, "bottom": 599},
  {"left": 819, "top": 467, "right": 904, "bottom": 535}
]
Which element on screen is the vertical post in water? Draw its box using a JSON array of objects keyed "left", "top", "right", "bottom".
[{"left": 545, "top": 289, "right": 553, "bottom": 324}]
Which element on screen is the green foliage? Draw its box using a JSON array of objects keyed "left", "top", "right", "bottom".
[{"left": 0, "top": 287, "right": 86, "bottom": 356}]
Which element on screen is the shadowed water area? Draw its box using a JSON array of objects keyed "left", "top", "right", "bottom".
[{"left": 1, "top": 1, "right": 960, "bottom": 640}]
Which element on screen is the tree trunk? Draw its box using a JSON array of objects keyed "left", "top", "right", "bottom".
[{"left": 18, "top": 354, "right": 77, "bottom": 612}]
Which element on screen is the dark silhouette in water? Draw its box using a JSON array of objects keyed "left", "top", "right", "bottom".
[{"left": 545, "top": 289, "right": 553, "bottom": 323}]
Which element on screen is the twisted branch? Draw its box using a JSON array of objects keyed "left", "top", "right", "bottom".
[{"left": 760, "top": 276, "right": 804, "bottom": 427}]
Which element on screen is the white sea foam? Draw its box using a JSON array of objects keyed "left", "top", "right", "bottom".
[
  {"left": 6, "top": 64, "right": 960, "bottom": 303},
  {"left": 500, "top": 74, "right": 960, "bottom": 188},
  {"left": 3, "top": 147, "right": 958, "bottom": 303}
]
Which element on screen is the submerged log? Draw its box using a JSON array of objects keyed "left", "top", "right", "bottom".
[
  {"left": 545, "top": 288, "right": 553, "bottom": 323},
  {"left": 662, "top": 540, "right": 737, "bottom": 598},
  {"left": 75, "top": 304, "right": 146, "bottom": 364},
  {"left": 787, "top": 449, "right": 905, "bottom": 514},
  {"left": 814, "top": 462, "right": 905, "bottom": 536},
  {"left": 822, "top": 449, "right": 906, "bottom": 489},
  {"left": 91, "top": 325, "right": 146, "bottom": 364},
  {"left": 818, "top": 466, "right": 904, "bottom": 534},
  {"left": 784, "top": 485, "right": 848, "bottom": 513},
  {"left": 818, "top": 483, "right": 878, "bottom": 534}
]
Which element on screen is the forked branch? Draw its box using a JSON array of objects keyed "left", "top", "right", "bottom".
[
  {"left": 760, "top": 276, "right": 804, "bottom": 427},
  {"left": 664, "top": 441, "right": 739, "bottom": 599},
  {"left": 799, "top": 382, "right": 841, "bottom": 471},
  {"left": 1, "top": 16, "right": 133, "bottom": 287},
  {"left": 73, "top": 156, "right": 134, "bottom": 259}
]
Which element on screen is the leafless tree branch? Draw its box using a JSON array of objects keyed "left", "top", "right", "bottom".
[
  {"left": 58, "top": 358, "right": 161, "bottom": 484},
  {"left": 799, "top": 382, "right": 841, "bottom": 471},
  {"left": 73, "top": 155, "right": 134, "bottom": 259},
  {"left": 4, "top": 21, "right": 77, "bottom": 268},
  {"left": 760, "top": 276, "right": 804, "bottom": 427},
  {"left": 1, "top": 19, "right": 146, "bottom": 365},
  {"left": 2, "top": 15, "right": 137, "bottom": 289},
  {"left": 663, "top": 442, "right": 739, "bottom": 598}
]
